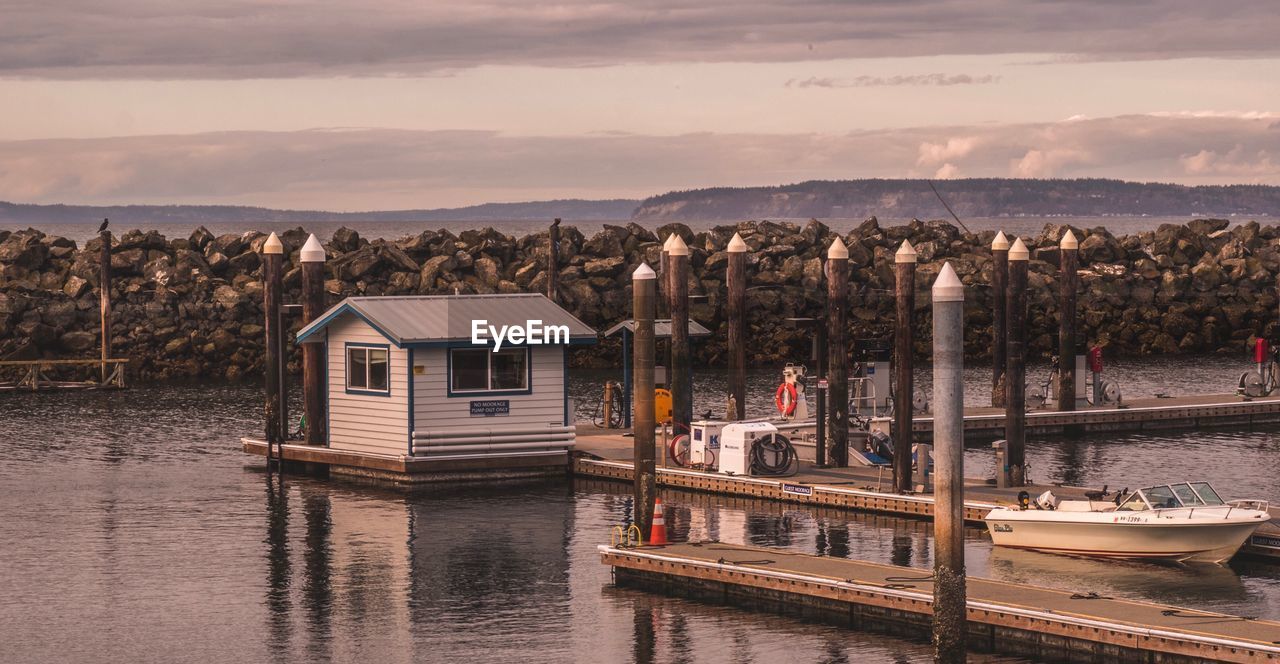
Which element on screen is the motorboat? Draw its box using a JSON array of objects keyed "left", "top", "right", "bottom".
[{"left": 984, "top": 482, "right": 1270, "bottom": 564}]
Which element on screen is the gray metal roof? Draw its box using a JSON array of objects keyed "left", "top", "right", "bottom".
[
  {"left": 296, "top": 293, "right": 597, "bottom": 346},
  {"left": 603, "top": 319, "right": 713, "bottom": 338}
]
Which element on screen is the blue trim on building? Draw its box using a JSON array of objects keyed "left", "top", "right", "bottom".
[
  {"left": 324, "top": 331, "right": 331, "bottom": 447},
  {"left": 407, "top": 347, "right": 415, "bottom": 455},
  {"left": 445, "top": 345, "right": 535, "bottom": 397},
  {"left": 343, "top": 341, "right": 393, "bottom": 397},
  {"left": 298, "top": 304, "right": 401, "bottom": 346}
]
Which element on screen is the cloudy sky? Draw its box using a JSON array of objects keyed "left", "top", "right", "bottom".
[{"left": 2, "top": 0, "right": 1278, "bottom": 209}]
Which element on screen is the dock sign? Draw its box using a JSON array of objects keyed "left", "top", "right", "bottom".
[
  {"left": 782, "top": 483, "right": 813, "bottom": 496},
  {"left": 469, "top": 400, "right": 510, "bottom": 417}
]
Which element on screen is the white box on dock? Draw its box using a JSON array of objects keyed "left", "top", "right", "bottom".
[{"left": 720, "top": 421, "right": 779, "bottom": 476}]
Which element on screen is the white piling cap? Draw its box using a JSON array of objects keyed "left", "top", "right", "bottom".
[
  {"left": 827, "top": 236, "right": 849, "bottom": 260},
  {"left": 668, "top": 233, "right": 689, "bottom": 257},
  {"left": 895, "top": 239, "right": 917, "bottom": 264},
  {"left": 633, "top": 262, "right": 656, "bottom": 280},
  {"left": 662, "top": 233, "right": 677, "bottom": 252},
  {"left": 932, "top": 262, "right": 964, "bottom": 302},
  {"left": 991, "top": 230, "right": 1009, "bottom": 251},
  {"left": 727, "top": 232, "right": 748, "bottom": 253},
  {"left": 263, "top": 232, "right": 283, "bottom": 255},
  {"left": 1060, "top": 229, "right": 1078, "bottom": 250},
  {"left": 300, "top": 234, "right": 325, "bottom": 262},
  {"left": 1008, "top": 237, "right": 1029, "bottom": 261}
]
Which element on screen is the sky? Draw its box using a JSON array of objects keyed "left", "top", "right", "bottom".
[{"left": 2, "top": 0, "right": 1278, "bottom": 210}]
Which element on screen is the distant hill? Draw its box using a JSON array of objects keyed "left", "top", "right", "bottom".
[
  {"left": 0, "top": 198, "right": 638, "bottom": 225},
  {"left": 6, "top": 178, "right": 1280, "bottom": 227},
  {"left": 632, "top": 178, "right": 1280, "bottom": 221}
]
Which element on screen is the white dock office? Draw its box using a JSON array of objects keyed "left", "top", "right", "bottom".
[{"left": 294, "top": 294, "right": 596, "bottom": 465}]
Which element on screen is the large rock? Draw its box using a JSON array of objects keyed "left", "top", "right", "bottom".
[
  {"left": 583, "top": 257, "right": 625, "bottom": 278},
  {"left": 60, "top": 331, "right": 97, "bottom": 352},
  {"left": 0, "top": 233, "right": 48, "bottom": 269}
]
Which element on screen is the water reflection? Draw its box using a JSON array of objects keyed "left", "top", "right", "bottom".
[{"left": 265, "top": 477, "right": 292, "bottom": 658}]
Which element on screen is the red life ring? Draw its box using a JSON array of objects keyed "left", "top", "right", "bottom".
[{"left": 775, "top": 382, "right": 798, "bottom": 416}]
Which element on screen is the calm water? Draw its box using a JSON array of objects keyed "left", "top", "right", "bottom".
[
  {"left": 3, "top": 357, "right": 1280, "bottom": 663},
  {"left": 11, "top": 215, "right": 1269, "bottom": 247}
]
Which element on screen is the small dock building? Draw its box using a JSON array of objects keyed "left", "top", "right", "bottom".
[{"left": 249, "top": 293, "right": 596, "bottom": 481}]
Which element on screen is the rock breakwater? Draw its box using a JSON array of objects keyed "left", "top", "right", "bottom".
[{"left": 0, "top": 217, "right": 1275, "bottom": 381}]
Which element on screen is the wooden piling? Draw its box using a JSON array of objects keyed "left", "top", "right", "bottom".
[
  {"left": 668, "top": 234, "right": 692, "bottom": 436},
  {"left": 726, "top": 232, "right": 747, "bottom": 420},
  {"left": 98, "top": 222, "right": 111, "bottom": 384},
  {"left": 263, "top": 233, "right": 285, "bottom": 462},
  {"left": 893, "top": 240, "right": 917, "bottom": 492},
  {"left": 1058, "top": 230, "right": 1079, "bottom": 413},
  {"left": 632, "top": 262, "right": 658, "bottom": 536},
  {"left": 300, "top": 234, "right": 326, "bottom": 445},
  {"left": 931, "top": 262, "right": 967, "bottom": 662},
  {"left": 991, "top": 231, "right": 1009, "bottom": 408},
  {"left": 547, "top": 219, "right": 560, "bottom": 304},
  {"left": 1006, "top": 238, "right": 1029, "bottom": 486},
  {"left": 827, "top": 237, "right": 850, "bottom": 467}
]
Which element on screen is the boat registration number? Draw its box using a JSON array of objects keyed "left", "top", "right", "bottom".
[{"left": 1114, "top": 516, "right": 1146, "bottom": 523}]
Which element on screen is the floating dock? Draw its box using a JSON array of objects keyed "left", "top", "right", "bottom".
[
  {"left": 241, "top": 438, "right": 569, "bottom": 483},
  {"left": 571, "top": 441, "right": 1280, "bottom": 562},
  {"left": 601, "top": 542, "right": 1280, "bottom": 663},
  {"left": 871, "top": 392, "right": 1280, "bottom": 438}
]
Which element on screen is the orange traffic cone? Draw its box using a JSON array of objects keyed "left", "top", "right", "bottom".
[{"left": 649, "top": 497, "right": 669, "bottom": 545}]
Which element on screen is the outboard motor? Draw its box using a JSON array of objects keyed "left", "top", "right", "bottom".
[
  {"left": 1035, "top": 490, "right": 1058, "bottom": 511},
  {"left": 867, "top": 429, "right": 894, "bottom": 462}
]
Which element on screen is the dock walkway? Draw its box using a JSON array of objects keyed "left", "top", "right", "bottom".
[
  {"left": 889, "top": 392, "right": 1280, "bottom": 437},
  {"left": 572, "top": 444, "right": 1280, "bottom": 561},
  {"left": 602, "top": 542, "right": 1280, "bottom": 663}
]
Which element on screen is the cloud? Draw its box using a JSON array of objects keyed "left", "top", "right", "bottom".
[
  {"left": 787, "top": 74, "right": 999, "bottom": 88},
  {"left": 1180, "top": 145, "right": 1276, "bottom": 177},
  {"left": 918, "top": 137, "right": 980, "bottom": 167},
  {"left": 1, "top": 115, "right": 1278, "bottom": 209},
  {"left": 1, "top": 1, "right": 1277, "bottom": 79}
]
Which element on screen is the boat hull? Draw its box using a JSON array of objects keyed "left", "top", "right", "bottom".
[{"left": 984, "top": 515, "right": 1263, "bottom": 563}]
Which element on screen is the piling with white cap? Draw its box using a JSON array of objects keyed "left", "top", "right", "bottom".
[
  {"left": 827, "top": 237, "right": 850, "bottom": 467},
  {"left": 726, "top": 233, "right": 748, "bottom": 420},
  {"left": 991, "top": 231, "right": 1009, "bottom": 407},
  {"left": 893, "top": 240, "right": 917, "bottom": 492},
  {"left": 1006, "top": 237, "right": 1029, "bottom": 486},
  {"left": 931, "top": 262, "right": 967, "bottom": 662},
  {"left": 1058, "top": 230, "right": 1079, "bottom": 414},
  {"left": 261, "top": 232, "right": 286, "bottom": 467},
  {"left": 300, "top": 233, "right": 326, "bottom": 445},
  {"left": 632, "top": 262, "right": 657, "bottom": 537},
  {"left": 668, "top": 234, "right": 691, "bottom": 437}
]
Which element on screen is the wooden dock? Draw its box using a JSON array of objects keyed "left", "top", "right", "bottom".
[
  {"left": 601, "top": 541, "right": 1280, "bottom": 663},
  {"left": 571, "top": 451, "right": 1280, "bottom": 562},
  {"left": 873, "top": 392, "right": 1280, "bottom": 438},
  {"left": 0, "top": 358, "right": 127, "bottom": 392}
]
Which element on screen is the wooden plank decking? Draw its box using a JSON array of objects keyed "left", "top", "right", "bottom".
[{"left": 602, "top": 541, "right": 1280, "bottom": 663}]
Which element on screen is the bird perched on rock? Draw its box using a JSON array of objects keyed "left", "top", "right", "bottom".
[{"left": 98, "top": 218, "right": 109, "bottom": 233}]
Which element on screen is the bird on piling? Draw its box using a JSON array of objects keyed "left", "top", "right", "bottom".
[{"left": 98, "top": 218, "right": 109, "bottom": 233}]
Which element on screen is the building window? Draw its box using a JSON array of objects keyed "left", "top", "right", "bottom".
[
  {"left": 347, "top": 346, "right": 389, "bottom": 393},
  {"left": 451, "top": 348, "right": 529, "bottom": 393}
]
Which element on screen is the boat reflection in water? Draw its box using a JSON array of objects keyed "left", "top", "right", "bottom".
[{"left": 985, "top": 546, "right": 1250, "bottom": 608}]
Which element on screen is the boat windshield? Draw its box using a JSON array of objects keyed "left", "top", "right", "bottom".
[
  {"left": 1142, "top": 485, "right": 1181, "bottom": 509},
  {"left": 1170, "top": 483, "right": 1205, "bottom": 506},
  {"left": 1116, "top": 492, "right": 1148, "bottom": 511},
  {"left": 1189, "top": 482, "right": 1225, "bottom": 505}
]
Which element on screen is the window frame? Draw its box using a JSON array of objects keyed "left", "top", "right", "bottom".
[
  {"left": 447, "top": 346, "right": 533, "bottom": 396},
  {"left": 345, "top": 343, "right": 392, "bottom": 396}
]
